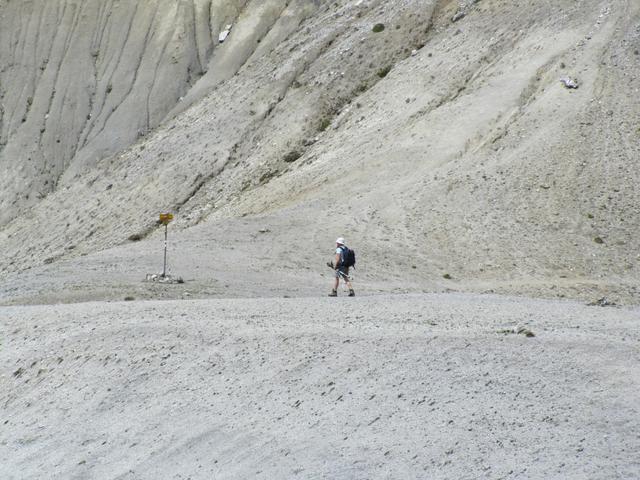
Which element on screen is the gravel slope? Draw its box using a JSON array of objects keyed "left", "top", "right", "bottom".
[
  {"left": 1, "top": 0, "right": 638, "bottom": 303},
  {"left": 2, "top": 294, "right": 639, "bottom": 479}
]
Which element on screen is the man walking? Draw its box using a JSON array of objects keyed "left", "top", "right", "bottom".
[{"left": 328, "top": 237, "right": 355, "bottom": 297}]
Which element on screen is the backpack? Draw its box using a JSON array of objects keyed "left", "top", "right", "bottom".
[{"left": 339, "top": 245, "right": 356, "bottom": 268}]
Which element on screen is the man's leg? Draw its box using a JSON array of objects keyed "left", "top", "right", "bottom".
[
  {"left": 343, "top": 268, "right": 355, "bottom": 296},
  {"left": 329, "top": 272, "right": 339, "bottom": 296},
  {"left": 346, "top": 279, "right": 355, "bottom": 296},
  {"left": 339, "top": 269, "right": 355, "bottom": 296}
]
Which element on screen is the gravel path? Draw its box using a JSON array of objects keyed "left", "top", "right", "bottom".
[{"left": 2, "top": 293, "right": 638, "bottom": 479}]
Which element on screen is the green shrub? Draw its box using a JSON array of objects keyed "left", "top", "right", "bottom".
[
  {"left": 318, "top": 118, "right": 331, "bottom": 132},
  {"left": 259, "top": 170, "right": 278, "bottom": 183},
  {"left": 283, "top": 150, "right": 302, "bottom": 163},
  {"left": 356, "top": 82, "right": 369, "bottom": 93},
  {"left": 372, "top": 23, "right": 385, "bottom": 33},
  {"left": 377, "top": 65, "right": 392, "bottom": 78}
]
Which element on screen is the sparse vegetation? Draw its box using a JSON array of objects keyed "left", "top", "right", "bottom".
[
  {"left": 377, "top": 65, "right": 392, "bottom": 78},
  {"left": 497, "top": 327, "right": 536, "bottom": 337},
  {"left": 283, "top": 150, "right": 302, "bottom": 163},
  {"left": 259, "top": 170, "right": 278, "bottom": 183},
  {"left": 355, "top": 82, "right": 369, "bottom": 93},
  {"left": 318, "top": 118, "right": 331, "bottom": 132}
]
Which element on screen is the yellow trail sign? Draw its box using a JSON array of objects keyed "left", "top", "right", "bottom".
[{"left": 159, "top": 213, "right": 174, "bottom": 225}]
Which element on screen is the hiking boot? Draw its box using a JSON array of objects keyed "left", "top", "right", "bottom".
[
  {"left": 348, "top": 289, "right": 355, "bottom": 297},
  {"left": 328, "top": 290, "right": 337, "bottom": 297}
]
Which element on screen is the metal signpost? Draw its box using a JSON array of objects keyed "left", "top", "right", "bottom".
[{"left": 159, "top": 213, "right": 174, "bottom": 278}]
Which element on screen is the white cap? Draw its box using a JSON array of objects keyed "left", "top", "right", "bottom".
[{"left": 336, "top": 237, "right": 345, "bottom": 245}]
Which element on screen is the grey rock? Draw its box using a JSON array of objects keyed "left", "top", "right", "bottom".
[
  {"left": 452, "top": 11, "right": 466, "bottom": 22},
  {"left": 560, "top": 77, "right": 579, "bottom": 89}
]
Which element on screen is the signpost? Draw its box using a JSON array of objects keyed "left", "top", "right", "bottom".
[{"left": 159, "top": 213, "right": 174, "bottom": 277}]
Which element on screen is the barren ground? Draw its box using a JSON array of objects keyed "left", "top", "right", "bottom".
[{"left": 1, "top": 294, "right": 639, "bottom": 479}]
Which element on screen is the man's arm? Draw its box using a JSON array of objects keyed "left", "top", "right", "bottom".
[{"left": 334, "top": 252, "right": 341, "bottom": 269}]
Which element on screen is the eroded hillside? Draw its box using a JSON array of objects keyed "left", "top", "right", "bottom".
[
  {"left": 0, "top": 0, "right": 638, "bottom": 303},
  {"left": 0, "top": 0, "right": 321, "bottom": 225}
]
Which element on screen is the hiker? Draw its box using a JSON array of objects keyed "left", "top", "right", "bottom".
[{"left": 328, "top": 237, "right": 355, "bottom": 297}]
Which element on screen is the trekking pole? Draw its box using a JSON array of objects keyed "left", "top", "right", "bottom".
[
  {"left": 337, "top": 270, "right": 351, "bottom": 281},
  {"left": 327, "top": 262, "right": 352, "bottom": 281}
]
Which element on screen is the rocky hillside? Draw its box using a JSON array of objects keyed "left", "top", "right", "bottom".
[{"left": 0, "top": 0, "right": 638, "bottom": 303}]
